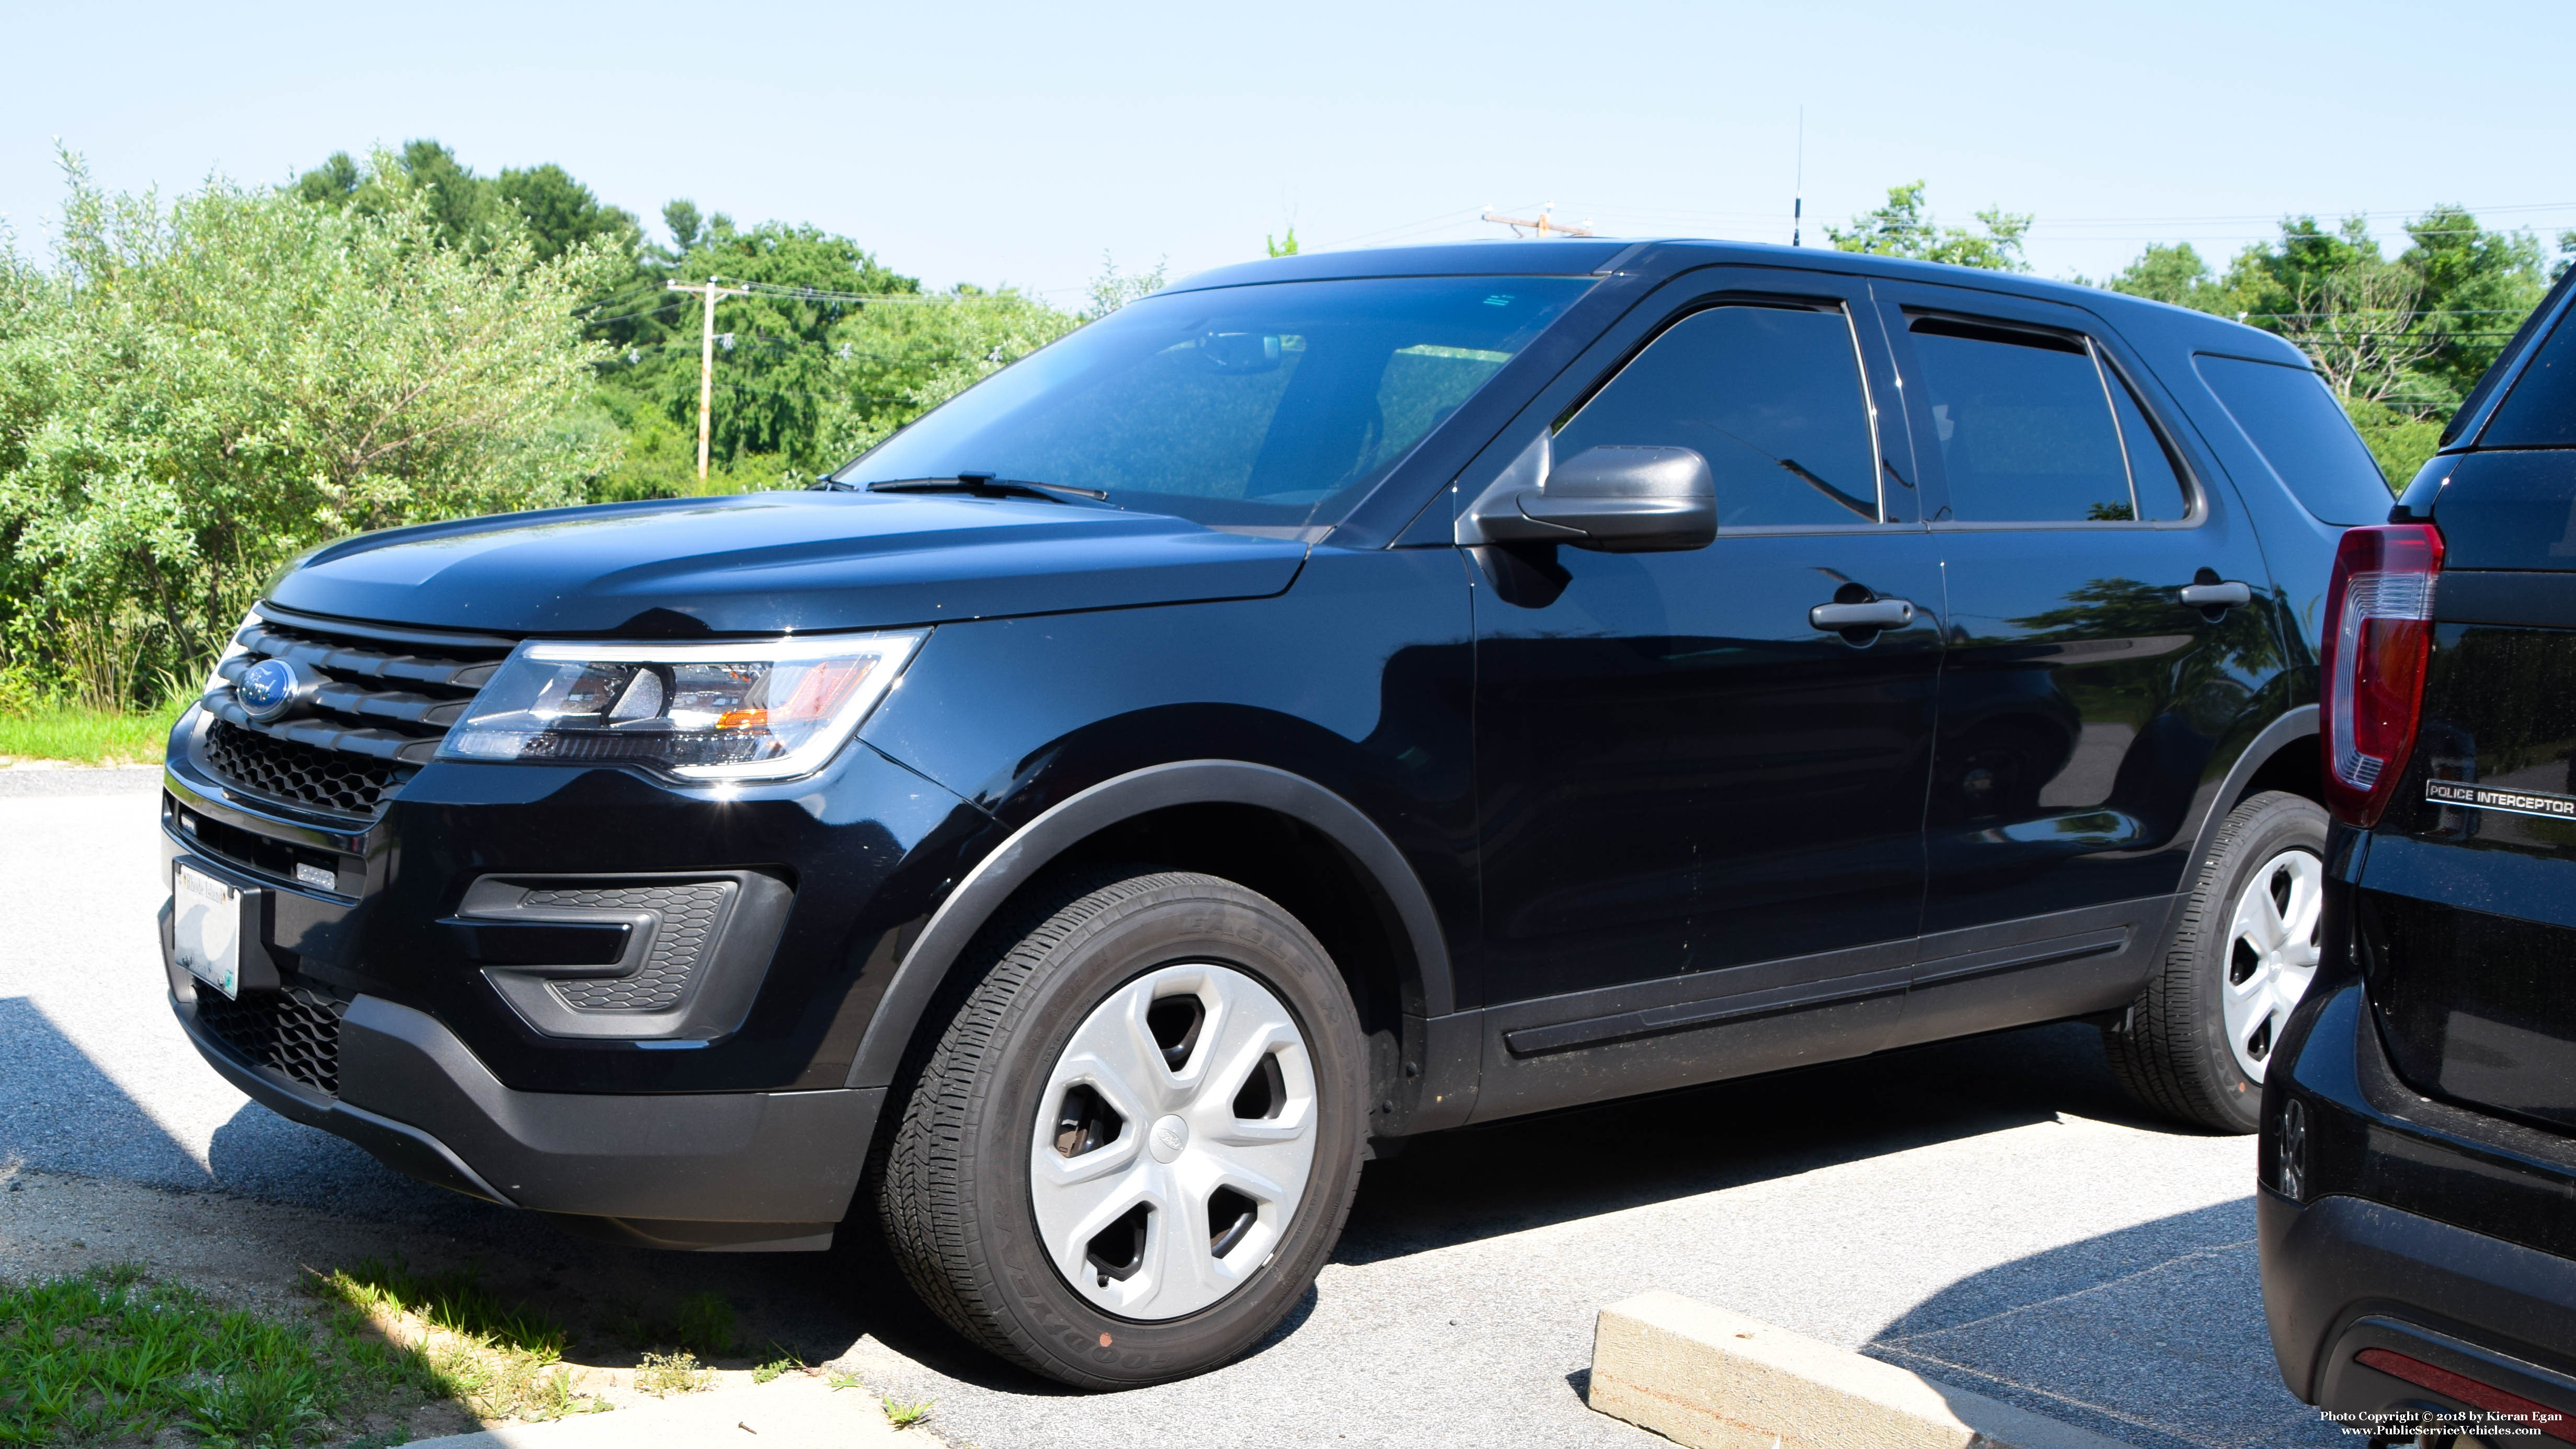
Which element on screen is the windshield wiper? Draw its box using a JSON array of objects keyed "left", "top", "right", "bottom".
[{"left": 856, "top": 472, "right": 1110, "bottom": 504}]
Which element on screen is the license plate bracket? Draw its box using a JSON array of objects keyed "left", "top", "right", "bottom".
[{"left": 173, "top": 862, "right": 274, "bottom": 999}]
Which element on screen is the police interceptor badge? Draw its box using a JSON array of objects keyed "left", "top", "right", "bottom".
[{"left": 2425, "top": 779, "right": 2576, "bottom": 820}]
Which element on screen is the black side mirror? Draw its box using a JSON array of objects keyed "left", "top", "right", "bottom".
[{"left": 1455, "top": 435, "right": 1715, "bottom": 553}]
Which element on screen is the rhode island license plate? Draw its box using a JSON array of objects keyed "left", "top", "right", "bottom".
[{"left": 173, "top": 863, "right": 241, "bottom": 999}]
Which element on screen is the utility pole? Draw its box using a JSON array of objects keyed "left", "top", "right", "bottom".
[
  {"left": 1792, "top": 105, "right": 1805, "bottom": 246},
  {"left": 1481, "top": 203, "right": 1594, "bottom": 238},
  {"left": 667, "top": 277, "right": 752, "bottom": 480}
]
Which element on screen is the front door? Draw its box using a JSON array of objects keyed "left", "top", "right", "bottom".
[
  {"left": 1469, "top": 271, "right": 1945, "bottom": 1116},
  {"left": 1871, "top": 281, "right": 2281, "bottom": 1043}
]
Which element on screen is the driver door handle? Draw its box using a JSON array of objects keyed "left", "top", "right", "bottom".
[
  {"left": 1809, "top": 598, "right": 1917, "bottom": 631},
  {"left": 2178, "top": 580, "right": 2252, "bottom": 608}
]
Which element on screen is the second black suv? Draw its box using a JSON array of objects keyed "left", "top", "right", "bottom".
[
  {"left": 161, "top": 239, "right": 2385, "bottom": 1386},
  {"left": 2259, "top": 266, "right": 2576, "bottom": 1437}
]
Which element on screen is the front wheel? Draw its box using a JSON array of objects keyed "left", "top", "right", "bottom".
[
  {"left": 2105, "top": 790, "right": 2328, "bottom": 1133},
  {"left": 875, "top": 869, "right": 1366, "bottom": 1388}
]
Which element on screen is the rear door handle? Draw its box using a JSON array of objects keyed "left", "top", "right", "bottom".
[
  {"left": 2178, "top": 580, "right": 2252, "bottom": 608},
  {"left": 1809, "top": 598, "right": 1917, "bottom": 631}
]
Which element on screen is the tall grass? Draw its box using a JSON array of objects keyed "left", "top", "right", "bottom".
[
  {"left": 306, "top": 1258, "right": 611, "bottom": 1422},
  {"left": 0, "top": 699, "right": 192, "bottom": 764},
  {"left": 0, "top": 1262, "right": 443, "bottom": 1446}
]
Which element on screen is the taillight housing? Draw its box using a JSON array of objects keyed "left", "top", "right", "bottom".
[{"left": 2320, "top": 523, "right": 2443, "bottom": 827}]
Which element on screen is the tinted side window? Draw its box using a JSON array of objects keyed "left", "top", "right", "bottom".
[
  {"left": 2481, "top": 306, "right": 2576, "bottom": 447},
  {"left": 2106, "top": 369, "right": 2190, "bottom": 521},
  {"left": 1556, "top": 303, "right": 1881, "bottom": 527},
  {"left": 1907, "top": 317, "right": 2133, "bottom": 523},
  {"left": 2193, "top": 354, "right": 2393, "bottom": 526}
]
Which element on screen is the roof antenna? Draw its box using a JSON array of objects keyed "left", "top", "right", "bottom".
[{"left": 1792, "top": 105, "right": 1804, "bottom": 247}]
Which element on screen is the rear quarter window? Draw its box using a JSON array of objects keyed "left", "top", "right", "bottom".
[{"left": 2193, "top": 353, "right": 2394, "bottom": 526}]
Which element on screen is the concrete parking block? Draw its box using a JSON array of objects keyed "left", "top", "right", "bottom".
[{"left": 1590, "top": 1291, "right": 2124, "bottom": 1449}]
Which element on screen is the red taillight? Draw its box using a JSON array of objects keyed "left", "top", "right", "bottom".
[
  {"left": 2353, "top": 1348, "right": 2576, "bottom": 1442},
  {"left": 2320, "top": 523, "right": 2443, "bottom": 827}
]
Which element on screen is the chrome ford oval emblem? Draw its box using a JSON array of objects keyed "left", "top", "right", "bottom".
[{"left": 236, "top": 658, "right": 306, "bottom": 723}]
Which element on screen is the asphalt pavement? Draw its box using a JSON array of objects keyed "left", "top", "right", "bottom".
[{"left": 0, "top": 772, "right": 2342, "bottom": 1448}]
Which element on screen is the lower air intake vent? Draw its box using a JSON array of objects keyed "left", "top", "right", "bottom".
[
  {"left": 196, "top": 980, "right": 350, "bottom": 1097},
  {"left": 535, "top": 882, "right": 734, "bottom": 1012},
  {"left": 202, "top": 720, "right": 410, "bottom": 817}
]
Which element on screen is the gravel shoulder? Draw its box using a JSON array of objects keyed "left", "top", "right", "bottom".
[{"left": 1, "top": 778, "right": 2340, "bottom": 1449}]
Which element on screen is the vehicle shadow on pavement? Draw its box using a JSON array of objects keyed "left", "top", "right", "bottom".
[
  {"left": 1335, "top": 1019, "right": 2187, "bottom": 1266},
  {"left": 833, "top": 1020, "right": 2217, "bottom": 1399},
  {"left": 0, "top": 995, "right": 209, "bottom": 1189},
  {"left": 1863, "top": 1200, "right": 2338, "bottom": 1449}
]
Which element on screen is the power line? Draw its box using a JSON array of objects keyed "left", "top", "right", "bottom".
[
  {"left": 1310, "top": 205, "right": 1489, "bottom": 252},
  {"left": 596, "top": 334, "right": 1003, "bottom": 367},
  {"left": 581, "top": 296, "right": 692, "bottom": 326},
  {"left": 724, "top": 279, "right": 1052, "bottom": 306},
  {"left": 2240, "top": 309, "right": 2539, "bottom": 319}
]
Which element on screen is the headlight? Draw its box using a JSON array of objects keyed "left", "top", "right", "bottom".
[{"left": 439, "top": 632, "right": 925, "bottom": 781}]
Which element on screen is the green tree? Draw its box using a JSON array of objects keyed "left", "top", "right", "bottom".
[
  {"left": 1827, "top": 181, "right": 2032, "bottom": 271},
  {"left": 814, "top": 288, "right": 1083, "bottom": 464},
  {"left": 284, "top": 145, "right": 1087, "bottom": 497},
  {"left": 2397, "top": 205, "right": 2547, "bottom": 403},
  {"left": 601, "top": 217, "right": 925, "bottom": 477},
  {"left": 0, "top": 152, "right": 618, "bottom": 705},
  {"left": 2105, "top": 209, "right": 2551, "bottom": 487},
  {"left": 661, "top": 200, "right": 706, "bottom": 256},
  {"left": 1085, "top": 253, "right": 1169, "bottom": 316},
  {"left": 295, "top": 140, "right": 642, "bottom": 266},
  {"left": 2107, "top": 243, "right": 2231, "bottom": 313}
]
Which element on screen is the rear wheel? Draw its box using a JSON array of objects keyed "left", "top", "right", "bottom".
[
  {"left": 2105, "top": 791, "right": 2327, "bottom": 1133},
  {"left": 875, "top": 869, "right": 1365, "bottom": 1388}
]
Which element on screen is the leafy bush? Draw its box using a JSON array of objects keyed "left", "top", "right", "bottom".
[{"left": 0, "top": 151, "right": 620, "bottom": 709}]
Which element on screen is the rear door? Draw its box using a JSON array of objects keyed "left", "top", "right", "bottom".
[
  {"left": 1469, "top": 266, "right": 1944, "bottom": 1117},
  {"left": 1870, "top": 280, "right": 2281, "bottom": 1044}
]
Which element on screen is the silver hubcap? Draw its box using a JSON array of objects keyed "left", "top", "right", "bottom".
[
  {"left": 1029, "top": 963, "right": 1318, "bottom": 1320},
  {"left": 2222, "top": 848, "right": 2323, "bottom": 1082}
]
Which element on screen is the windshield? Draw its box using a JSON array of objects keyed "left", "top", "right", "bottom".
[{"left": 836, "top": 275, "right": 1594, "bottom": 531}]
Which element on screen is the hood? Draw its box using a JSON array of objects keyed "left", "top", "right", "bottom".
[{"left": 266, "top": 492, "right": 1311, "bottom": 637}]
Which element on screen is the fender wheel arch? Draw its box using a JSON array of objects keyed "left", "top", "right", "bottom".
[
  {"left": 2184, "top": 704, "right": 2319, "bottom": 869},
  {"left": 843, "top": 761, "right": 1456, "bottom": 1099}
]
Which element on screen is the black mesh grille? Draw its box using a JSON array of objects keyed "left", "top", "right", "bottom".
[
  {"left": 192, "top": 609, "right": 513, "bottom": 820},
  {"left": 202, "top": 720, "right": 410, "bottom": 816},
  {"left": 196, "top": 980, "right": 349, "bottom": 1097}
]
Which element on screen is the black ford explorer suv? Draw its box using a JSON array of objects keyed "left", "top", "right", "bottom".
[
  {"left": 2259, "top": 266, "right": 2576, "bottom": 1437},
  {"left": 163, "top": 238, "right": 2386, "bottom": 1387}
]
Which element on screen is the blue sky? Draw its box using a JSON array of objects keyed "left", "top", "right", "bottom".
[{"left": 7, "top": 1, "right": 2571, "bottom": 300}]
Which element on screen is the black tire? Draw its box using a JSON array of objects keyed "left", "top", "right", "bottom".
[
  {"left": 2104, "top": 790, "right": 2329, "bottom": 1133},
  {"left": 874, "top": 868, "right": 1366, "bottom": 1388}
]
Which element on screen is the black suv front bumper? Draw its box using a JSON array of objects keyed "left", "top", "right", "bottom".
[
  {"left": 167, "top": 951, "right": 876, "bottom": 1250},
  {"left": 158, "top": 704, "right": 987, "bottom": 1250}
]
